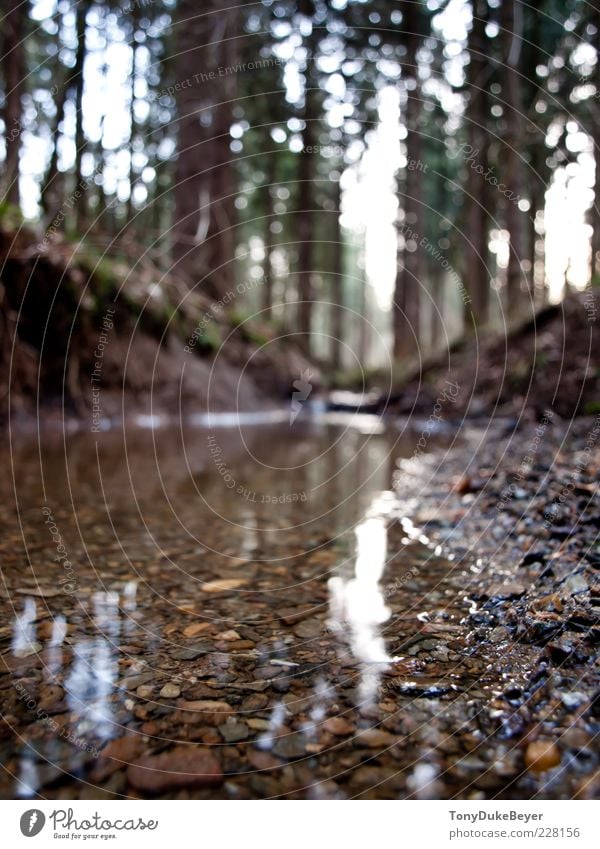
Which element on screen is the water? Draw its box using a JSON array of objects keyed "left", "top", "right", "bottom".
[{"left": 0, "top": 412, "right": 476, "bottom": 799}]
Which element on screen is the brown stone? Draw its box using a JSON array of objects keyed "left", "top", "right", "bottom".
[
  {"left": 524, "top": 741, "right": 561, "bottom": 772},
  {"left": 127, "top": 746, "right": 223, "bottom": 792}
]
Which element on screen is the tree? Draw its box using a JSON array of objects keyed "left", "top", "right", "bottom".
[
  {"left": 172, "top": 0, "right": 239, "bottom": 299},
  {"left": 1, "top": 0, "right": 27, "bottom": 207},
  {"left": 462, "top": 0, "right": 491, "bottom": 328},
  {"left": 393, "top": 0, "right": 429, "bottom": 360},
  {"left": 500, "top": 0, "right": 527, "bottom": 319}
]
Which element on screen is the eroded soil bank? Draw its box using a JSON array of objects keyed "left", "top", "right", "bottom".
[{"left": 0, "top": 413, "right": 597, "bottom": 799}]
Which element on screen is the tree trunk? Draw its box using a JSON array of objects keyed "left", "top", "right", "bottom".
[
  {"left": 393, "top": 1, "right": 422, "bottom": 361},
  {"left": 463, "top": 0, "right": 490, "bottom": 329},
  {"left": 40, "top": 79, "right": 68, "bottom": 221},
  {"left": 126, "top": 4, "right": 141, "bottom": 225},
  {"left": 430, "top": 267, "right": 443, "bottom": 351},
  {"left": 330, "top": 179, "right": 344, "bottom": 370},
  {"left": 172, "top": 0, "right": 237, "bottom": 299},
  {"left": 262, "top": 154, "right": 277, "bottom": 318},
  {"left": 501, "top": 0, "right": 527, "bottom": 320},
  {"left": 591, "top": 4, "right": 600, "bottom": 279},
  {"left": 73, "top": 0, "right": 90, "bottom": 232},
  {"left": 1, "top": 1, "right": 27, "bottom": 207},
  {"left": 296, "top": 59, "right": 318, "bottom": 349}
]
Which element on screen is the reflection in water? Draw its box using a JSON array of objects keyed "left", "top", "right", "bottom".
[
  {"left": 301, "top": 677, "right": 335, "bottom": 742},
  {"left": 16, "top": 758, "right": 39, "bottom": 799},
  {"left": 65, "top": 638, "right": 117, "bottom": 743},
  {"left": 328, "top": 494, "right": 395, "bottom": 710},
  {"left": 257, "top": 701, "right": 287, "bottom": 750},
  {"left": 12, "top": 598, "right": 37, "bottom": 656},
  {"left": 64, "top": 592, "right": 120, "bottom": 743}
]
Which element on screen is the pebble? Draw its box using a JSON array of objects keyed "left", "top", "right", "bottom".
[
  {"left": 490, "top": 626, "right": 510, "bottom": 644},
  {"left": 159, "top": 682, "right": 181, "bottom": 699},
  {"left": 218, "top": 719, "right": 249, "bottom": 743},
  {"left": 272, "top": 733, "right": 306, "bottom": 759},
  {"left": 183, "top": 622, "right": 211, "bottom": 637},
  {"left": 201, "top": 578, "right": 247, "bottom": 592},
  {"left": 524, "top": 741, "right": 561, "bottom": 773},
  {"left": 323, "top": 717, "right": 355, "bottom": 737},
  {"left": 127, "top": 746, "right": 223, "bottom": 792}
]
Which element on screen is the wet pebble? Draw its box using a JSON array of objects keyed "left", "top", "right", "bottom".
[{"left": 127, "top": 746, "right": 223, "bottom": 792}]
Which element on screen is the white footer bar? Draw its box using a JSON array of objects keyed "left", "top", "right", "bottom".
[{"left": 1, "top": 799, "right": 597, "bottom": 848}]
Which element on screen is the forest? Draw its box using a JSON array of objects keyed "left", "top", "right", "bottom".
[{"left": 0, "top": 0, "right": 599, "bottom": 818}]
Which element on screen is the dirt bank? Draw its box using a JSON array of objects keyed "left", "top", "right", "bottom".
[{"left": 0, "top": 227, "right": 315, "bottom": 426}]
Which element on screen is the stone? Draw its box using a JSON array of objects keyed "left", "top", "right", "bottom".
[
  {"left": 524, "top": 741, "right": 561, "bottom": 772},
  {"left": 127, "top": 746, "right": 223, "bottom": 792}
]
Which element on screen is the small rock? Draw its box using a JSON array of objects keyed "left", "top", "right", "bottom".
[
  {"left": 127, "top": 746, "right": 223, "bottom": 792},
  {"left": 247, "top": 718, "right": 270, "bottom": 731},
  {"left": 278, "top": 607, "right": 315, "bottom": 625},
  {"left": 561, "top": 691, "right": 587, "bottom": 710},
  {"left": 272, "top": 733, "right": 306, "bottom": 759},
  {"left": 323, "top": 717, "right": 355, "bottom": 737},
  {"left": 216, "top": 629, "right": 241, "bottom": 641},
  {"left": 524, "top": 740, "right": 561, "bottom": 772},
  {"left": 563, "top": 574, "right": 588, "bottom": 595},
  {"left": 218, "top": 719, "right": 249, "bottom": 743},
  {"left": 488, "top": 582, "right": 526, "bottom": 599},
  {"left": 159, "top": 682, "right": 181, "bottom": 699},
  {"left": 201, "top": 578, "right": 247, "bottom": 593},
  {"left": 490, "top": 626, "right": 510, "bottom": 644},
  {"left": 354, "top": 728, "right": 396, "bottom": 749},
  {"left": 183, "top": 622, "right": 210, "bottom": 637},
  {"left": 293, "top": 619, "right": 323, "bottom": 639}
]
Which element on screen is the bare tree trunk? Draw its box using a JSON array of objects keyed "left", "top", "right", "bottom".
[
  {"left": 501, "top": 0, "right": 527, "bottom": 320},
  {"left": 330, "top": 179, "right": 344, "bottom": 370},
  {"left": 393, "top": 1, "right": 422, "bottom": 361},
  {"left": 591, "top": 4, "right": 600, "bottom": 279},
  {"left": 41, "top": 79, "right": 68, "bottom": 220},
  {"left": 73, "top": 0, "right": 90, "bottom": 232},
  {"left": 1, "top": 1, "right": 27, "bottom": 207},
  {"left": 430, "top": 267, "right": 443, "bottom": 351},
  {"left": 173, "top": 0, "right": 237, "bottom": 299},
  {"left": 262, "top": 155, "right": 277, "bottom": 318},
  {"left": 296, "top": 76, "right": 317, "bottom": 348},
  {"left": 357, "top": 255, "right": 369, "bottom": 367},
  {"left": 463, "top": 0, "right": 490, "bottom": 329},
  {"left": 126, "top": 4, "right": 141, "bottom": 225}
]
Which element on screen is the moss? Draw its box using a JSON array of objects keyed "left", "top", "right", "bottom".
[
  {"left": 583, "top": 400, "right": 600, "bottom": 415},
  {"left": 0, "top": 201, "right": 24, "bottom": 229}
]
